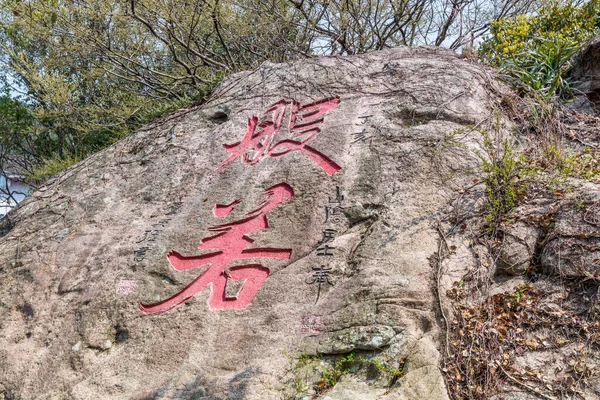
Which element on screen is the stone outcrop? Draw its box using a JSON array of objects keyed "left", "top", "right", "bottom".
[
  {"left": 568, "top": 35, "right": 600, "bottom": 114},
  {"left": 541, "top": 182, "right": 600, "bottom": 278},
  {"left": 497, "top": 221, "right": 538, "bottom": 276},
  {"left": 0, "top": 47, "right": 515, "bottom": 399}
]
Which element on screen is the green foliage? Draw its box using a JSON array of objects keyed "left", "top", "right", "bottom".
[
  {"left": 361, "top": 357, "right": 405, "bottom": 381},
  {"left": 0, "top": 93, "right": 32, "bottom": 139},
  {"left": 480, "top": 1, "right": 598, "bottom": 66},
  {"left": 0, "top": 0, "right": 563, "bottom": 184},
  {"left": 0, "top": 0, "right": 546, "bottom": 184},
  {"left": 546, "top": 145, "right": 600, "bottom": 179},
  {"left": 321, "top": 352, "right": 356, "bottom": 387},
  {"left": 509, "top": 283, "right": 527, "bottom": 308},
  {"left": 284, "top": 351, "right": 403, "bottom": 396},
  {"left": 319, "top": 352, "right": 404, "bottom": 388},
  {"left": 0, "top": 94, "right": 33, "bottom": 155},
  {"left": 477, "top": 123, "right": 528, "bottom": 232},
  {"left": 26, "top": 155, "right": 82, "bottom": 182},
  {"left": 501, "top": 35, "right": 580, "bottom": 98},
  {"left": 479, "top": 0, "right": 600, "bottom": 98},
  {"left": 0, "top": 0, "right": 336, "bottom": 182},
  {"left": 0, "top": 91, "right": 195, "bottom": 183}
]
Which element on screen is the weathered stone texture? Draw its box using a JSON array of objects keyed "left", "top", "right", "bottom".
[{"left": 541, "top": 182, "right": 600, "bottom": 278}]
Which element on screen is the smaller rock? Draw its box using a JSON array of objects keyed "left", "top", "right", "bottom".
[
  {"left": 393, "top": 278, "right": 410, "bottom": 287},
  {"left": 319, "top": 375, "right": 387, "bottom": 399},
  {"left": 72, "top": 342, "right": 81, "bottom": 352},
  {"left": 541, "top": 196, "right": 600, "bottom": 277},
  {"left": 568, "top": 36, "right": 600, "bottom": 113},
  {"left": 496, "top": 222, "right": 537, "bottom": 276},
  {"left": 317, "top": 325, "right": 397, "bottom": 354}
]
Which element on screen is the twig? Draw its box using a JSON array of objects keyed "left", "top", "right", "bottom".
[
  {"left": 15, "top": 237, "right": 20, "bottom": 264},
  {"left": 435, "top": 90, "right": 466, "bottom": 118},
  {"left": 431, "top": 115, "right": 490, "bottom": 155},
  {"left": 436, "top": 220, "right": 451, "bottom": 358},
  {"left": 498, "top": 362, "right": 555, "bottom": 400},
  {"left": 453, "top": 116, "right": 492, "bottom": 142}
]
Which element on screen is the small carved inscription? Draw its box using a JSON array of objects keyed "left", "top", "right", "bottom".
[
  {"left": 117, "top": 280, "right": 137, "bottom": 296},
  {"left": 323, "top": 186, "right": 345, "bottom": 224},
  {"left": 307, "top": 186, "right": 347, "bottom": 304},
  {"left": 133, "top": 201, "right": 184, "bottom": 262},
  {"left": 305, "top": 266, "right": 334, "bottom": 304},
  {"left": 352, "top": 115, "right": 373, "bottom": 144},
  {"left": 300, "top": 314, "right": 323, "bottom": 335}
]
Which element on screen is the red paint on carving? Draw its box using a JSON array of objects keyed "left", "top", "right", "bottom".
[
  {"left": 139, "top": 183, "right": 294, "bottom": 314},
  {"left": 213, "top": 199, "right": 241, "bottom": 217},
  {"left": 218, "top": 97, "right": 342, "bottom": 176}
]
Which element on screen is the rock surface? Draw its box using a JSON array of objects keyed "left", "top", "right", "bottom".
[
  {"left": 497, "top": 221, "right": 538, "bottom": 276},
  {"left": 0, "top": 47, "right": 510, "bottom": 399},
  {"left": 569, "top": 35, "right": 600, "bottom": 114},
  {"left": 541, "top": 182, "right": 600, "bottom": 278}
]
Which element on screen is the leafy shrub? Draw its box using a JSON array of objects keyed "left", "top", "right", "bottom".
[
  {"left": 476, "top": 119, "right": 530, "bottom": 233},
  {"left": 480, "top": 1, "right": 598, "bottom": 67},
  {"left": 479, "top": 0, "right": 599, "bottom": 98},
  {"left": 26, "top": 155, "right": 82, "bottom": 182},
  {"left": 500, "top": 35, "right": 580, "bottom": 98}
]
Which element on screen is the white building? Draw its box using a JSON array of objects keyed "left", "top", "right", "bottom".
[{"left": 0, "top": 166, "right": 31, "bottom": 218}]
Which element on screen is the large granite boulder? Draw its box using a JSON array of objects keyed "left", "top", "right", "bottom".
[{"left": 0, "top": 47, "right": 508, "bottom": 399}]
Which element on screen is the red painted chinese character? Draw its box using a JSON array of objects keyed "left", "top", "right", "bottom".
[
  {"left": 218, "top": 97, "right": 342, "bottom": 176},
  {"left": 139, "top": 183, "right": 294, "bottom": 314}
]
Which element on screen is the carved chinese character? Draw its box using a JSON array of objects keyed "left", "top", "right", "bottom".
[
  {"left": 152, "top": 219, "right": 170, "bottom": 228},
  {"left": 324, "top": 206, "right": 344, "bottom": 224},
  {"left": 318, "top": 229, "right": 337, "bottom": 245},
  {"left": 329, "top": 186, "right": 344, "bottom": 205},
  {"left": 352, "top": 128, "right": 372, "bottom": 144},
  {"left": 148, "top": 230, "right": 160, "bottom": 242},
  {"left": 217, "top": 98, "right": 342, "bottom": 176},
  {"left": 316, "top": 245, "right": 335, "bottom": 256},
  {"left": 305, "top": 266, "right": 334, "bottom": 304},
  {"left": 136, "top": 229, "right": 160, "bottom": 243},
  {"left": 324, "top": 186, "right": 345, "bottom": 224},
  {"left": 135, "top": 231, "right": 150, "bottom": 244},
  {"left": 165, "top": 201, "right": 183, "bottom": 215},
  {"left": 139, "top": 183, "right": 294, "bottom": 314},
  {"left": 133, "top": 246, "right": 150, "bottom": 262}
]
